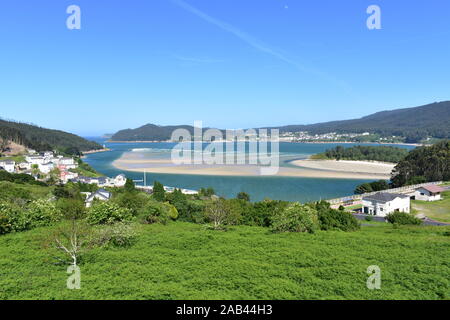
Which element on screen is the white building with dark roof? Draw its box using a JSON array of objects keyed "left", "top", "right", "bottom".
[
  {"left": 85, "top": 189, "right": 112, "bottom": 207},
  {"left": 362, "top": 193, "right": 410, "bottom": 217}
]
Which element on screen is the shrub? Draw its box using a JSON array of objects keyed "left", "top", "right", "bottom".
[
  {"left": 86, "top": 202, "right": 133, "bottom": 225},
  {"left": 152, "top": 181, "right": 166, "bottom": 202},
  {"left": 26, "top": 198, "right": 62, "bottom": 228},
  {"left": 318, "top": 209, "right": 360, "bottom": 231},
  {"left": 91, "top": 222, "right": 138, "bottom": 247},
  {"left": 386, "top": 211, "right": 422, "bottom": 225},
  {"left": 56, "top": 198, "right": 86, "bottom": 220},
  {"left": 138, "top": 201, "right": 178, "bottom": 225},
  {"left": 271, "top": 203, "right": 318, "bottom": 233}
]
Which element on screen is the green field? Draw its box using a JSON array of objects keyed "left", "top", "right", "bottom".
[
  {"left": 412, "top": 191, "right": 450, "bottom": 223},
  {"left": 0, "top": 222, "right": 449, "bottom": 300}
]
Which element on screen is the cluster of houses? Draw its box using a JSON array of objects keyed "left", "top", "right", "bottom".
[
  {"left": 362, "top": 185, "right": 446, "bottom": 217},
  {"left": 0, "top": 150, "right": 79, "bottom": 182}
]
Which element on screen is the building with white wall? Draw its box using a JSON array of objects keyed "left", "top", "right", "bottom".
[
  {"left": 362, "top": 193, "right": 411, "bottom": 217},
  {"left": 415, "top": 185, "right": 445, "bottom": 202}
]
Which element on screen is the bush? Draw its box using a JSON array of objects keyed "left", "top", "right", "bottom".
[
  {"left": 56, "top": 198, "right": 86, "bottom": 220},
  {"left": 271, "top": 203, "right": 318, "bottom": 233},
  {"left": 91, "top": 222, "right": 138, "bottom": 247},
  {"left": 86, "top": 202, "right": 133, "bottom": 225},
  {"left": 318, "top": 209, "right": 360, "bottom": 231},
  {"left": 138, "top": 201, "right": 178, "bottom": 225},
  {"left": 0, "top": 199, "right": 61, "bottom": 234},
  {"left": 386, "top": 211, "right": 422, "bottom": 225},
  {"left": 26, "top": 198, "right": 62, "bottom": 228}
]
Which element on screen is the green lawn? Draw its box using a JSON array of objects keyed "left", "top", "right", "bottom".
[
  {"left": 0, "top": 222, "right": 449, "bottom": 300},
  {"left": 0, "top": 155, "right": 25, "bottom": 162},
  {"left": 412, "top": 191, "right": 450, "bottom": 223}
]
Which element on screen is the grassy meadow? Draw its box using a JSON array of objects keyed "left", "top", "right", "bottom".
[
  {"left": 0, "top": 222, "right": 449, "bottom": 300},
  {"left": 412, "top": 191, "right": 450, "bottom": 223}
]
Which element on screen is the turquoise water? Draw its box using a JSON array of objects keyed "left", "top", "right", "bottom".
[{"left": 83, "top": 139, "right": 415, "bottom": 203}]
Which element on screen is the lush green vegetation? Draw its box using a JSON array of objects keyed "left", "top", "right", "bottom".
[
  {"left": 313, "top": 145, "right": 409, "bottom": 163},
  {"left": 69, "top": 158, "right": 103, "bottom": 177},
  {"left": 354, "top": 180, "right": 390, "bottom": 194},
  {"left": 276, "top": 101, "right": 450, "bottom": 143},
  {"left": 0, "top": 178, "right": 448, "bottom": 300},
  {"left": 111, "top": 102, "right": 450, "bottom": 143},
  {"left": 0, "top": 119, "right": 102, "bottom": 154},
  {"left": 412, "top": 191, "right": 450, "bottom": 223},
  {"left": 391, "top": 140, "right": 449, "bottom": 187},
  {"left": 0, "top": 221, "right": 448, "bottom": 299},
  {"left": 386, "top": 212, "right": 422, "bottom": 226}
]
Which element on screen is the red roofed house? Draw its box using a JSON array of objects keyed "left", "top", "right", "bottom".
[{"left": 414, "top": 185, "right": 446, "bottom": 202}]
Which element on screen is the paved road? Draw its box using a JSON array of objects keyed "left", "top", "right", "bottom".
[{"left": 352, "top": 214, "right": 450, "bottom": 226}]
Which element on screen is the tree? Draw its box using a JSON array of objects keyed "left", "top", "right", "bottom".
[
  {"left": 124, "top": 178, "right": 135, "bottom": 193},
  {"left": 152, "top": 181, "right": 165, "bottom": 202},
  {"left": 355, "top": 183, "right": 373, "bottom": 194},
  {"left": 205, "top": 199, "right": 232, "bottom": 230},
  {"left": 237, "top": 192, "right": 250, "bottom": 202}
]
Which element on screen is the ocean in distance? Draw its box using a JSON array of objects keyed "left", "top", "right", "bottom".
[{"left": 83, "top": 138, "right": 415, "bottom": 203}]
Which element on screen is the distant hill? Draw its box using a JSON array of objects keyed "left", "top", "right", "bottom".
[
  {"left": 111, "top": 124, "right": 202, "bottom": 141},
  {"left": 270, "top": 101, "right": 450, "bottom": 143},
  {"left": 0, "top": 119, "right": 102, "bottom": 155},
  {"left": 110, "top": 101, "right": 450, "bottom": 143}
]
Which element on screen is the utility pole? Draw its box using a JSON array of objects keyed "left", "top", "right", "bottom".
[{"left": 143, "top": 170, "right": 146, "bottom": 187}]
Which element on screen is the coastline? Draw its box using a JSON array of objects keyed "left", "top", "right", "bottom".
[
  {"left": 112, "top": 152, "right": 394, "bottom": 180},
  {"left": 81, "top": 148, "right": 110, "bottom": 157},
  {"left": 108, "top": 140, "right": 423, "bottom": 147}
]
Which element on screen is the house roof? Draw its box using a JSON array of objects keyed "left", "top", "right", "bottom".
[
  {"left": 363, "top": 192, "right": 409, "bottom": 203},
  {"left": 419, "top": 185, "right": 445, "bottom": 193}
]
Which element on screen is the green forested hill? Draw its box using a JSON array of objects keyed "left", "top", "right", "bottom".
[
  {"left": 111, "top": 124, "right": 201, "bottom": 141},
  {"left": 273, "top": 101, "right": 450, "bottom": 143},
  {"left": 0, "top": 119, "right": 102, "bottom": 154},
  {"left": 110, "top": 101, "right": 450, "bottom": 143},
  {"left": 391, "top": 140, "right": 450, "bottom": 187}
]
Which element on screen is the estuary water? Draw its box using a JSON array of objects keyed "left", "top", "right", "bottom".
[{"left": 83, "top": 138, "right": 415, "bottom": 202}]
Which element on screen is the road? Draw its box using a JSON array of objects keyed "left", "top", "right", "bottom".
[{"left": 352, "top": 214, "right": 450, "bottom": 226}]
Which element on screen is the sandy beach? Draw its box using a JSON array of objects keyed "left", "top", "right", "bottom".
[{"left": 112, "top": 152, "right": 395, "bottom": 179}]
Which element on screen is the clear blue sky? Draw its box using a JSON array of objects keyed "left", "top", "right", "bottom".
[{"left": 0, "top": 0, "right": 449, "bottom": 136}]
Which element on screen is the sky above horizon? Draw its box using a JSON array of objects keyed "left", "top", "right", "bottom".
[{"left": 0, "top": 0, "right": 449, "bottom": 136}]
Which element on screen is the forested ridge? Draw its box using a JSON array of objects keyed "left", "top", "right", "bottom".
[
  {"left": 0, "top": 119, "right": 102, "bottom": 155},
  {"left": 314, "top": 145, "right": 410, "bottom": 163},
  {"left": 111, "top": 101, "right": 450, "bottom": 143}
]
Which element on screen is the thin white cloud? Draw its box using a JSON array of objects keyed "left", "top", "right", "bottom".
[{"left": 171, "top": 0, "right": 354, "bottom": 93}]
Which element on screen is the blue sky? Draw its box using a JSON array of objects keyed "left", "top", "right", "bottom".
[{"left": 0, "top": 0, "right": 449, "bottom": 136}]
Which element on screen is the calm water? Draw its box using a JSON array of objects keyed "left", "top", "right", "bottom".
[{"left": 83, "top": 138, "right": 415, "bottom": 203}]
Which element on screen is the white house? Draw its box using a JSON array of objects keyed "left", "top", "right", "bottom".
[
  {"left": 25, "top": 155, "right": 45, "bottom": 165},
  {"left": 362, "top": 193, "right": 410, "bottom": 217},
  {"left": 85, "top": 189, "right": 112, "bottom": 208},
  {"left": 18, "top": 162, "right": 31, "bottom": 171},
  {"left": 415, "top": 185, "right": 445, "bottom": 202},
  {"left": 0, "top": 161, "right": 15, "bottom": 173},
  {"left": 114, "top": 174, "right": 127, "bottom": 187},
  {"left": 38, "top": 162, "right": 55, "bottom": 174}
]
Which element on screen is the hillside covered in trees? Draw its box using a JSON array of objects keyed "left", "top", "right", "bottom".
[
  {"left": 313, "top": 145, "right": 410, "bottom": 163},
  {"left": 391, "top": 140, "right": 450, "bottom": 187},
  {"left": 0, "top": 119, "right": 102, "bottom": 155},
  {"left": 111, "top": 101, "right": 450, "bottom": 143},
  {"left": 271, "top": 101, "right": 450, "bottom": 143}
]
